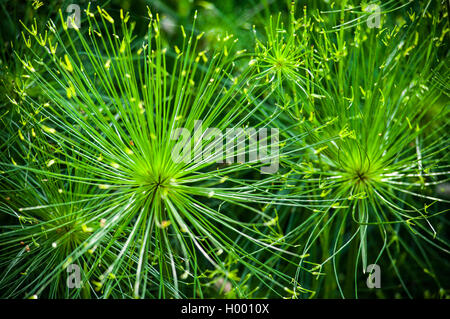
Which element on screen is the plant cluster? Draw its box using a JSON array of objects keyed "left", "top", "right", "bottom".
[{"left": 0, "top": 0, "right": 449, "bottom": 299}]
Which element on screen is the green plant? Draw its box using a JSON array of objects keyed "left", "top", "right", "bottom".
[
  {"left": 0, "top": 0, "right": 448, "bottom": 299},
  {"left": 1, "top": 4, "right": 324, "bottom": 298},
  {"left": 250, "top": 1, "right": 449, "bottom": 298}
]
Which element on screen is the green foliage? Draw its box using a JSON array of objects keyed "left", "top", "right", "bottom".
[{"left": 0, "top": 0, "right": 449, "bottom": 299}]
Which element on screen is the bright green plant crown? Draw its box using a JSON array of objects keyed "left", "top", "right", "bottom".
[
  {"left": 0, "top": 4, "right": 333, "bottom": 298},
  {"left": 250, "top": 1, "right": 449, "bottom": 298}
]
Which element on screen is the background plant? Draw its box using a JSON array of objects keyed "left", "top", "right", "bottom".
[{"left": 0, "top": 0, "right": 448, "bottom": 299}]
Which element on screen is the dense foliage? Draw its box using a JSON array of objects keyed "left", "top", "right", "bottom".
[{"left": 0, "top": 0, "right": 448, "bottom": 299}]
